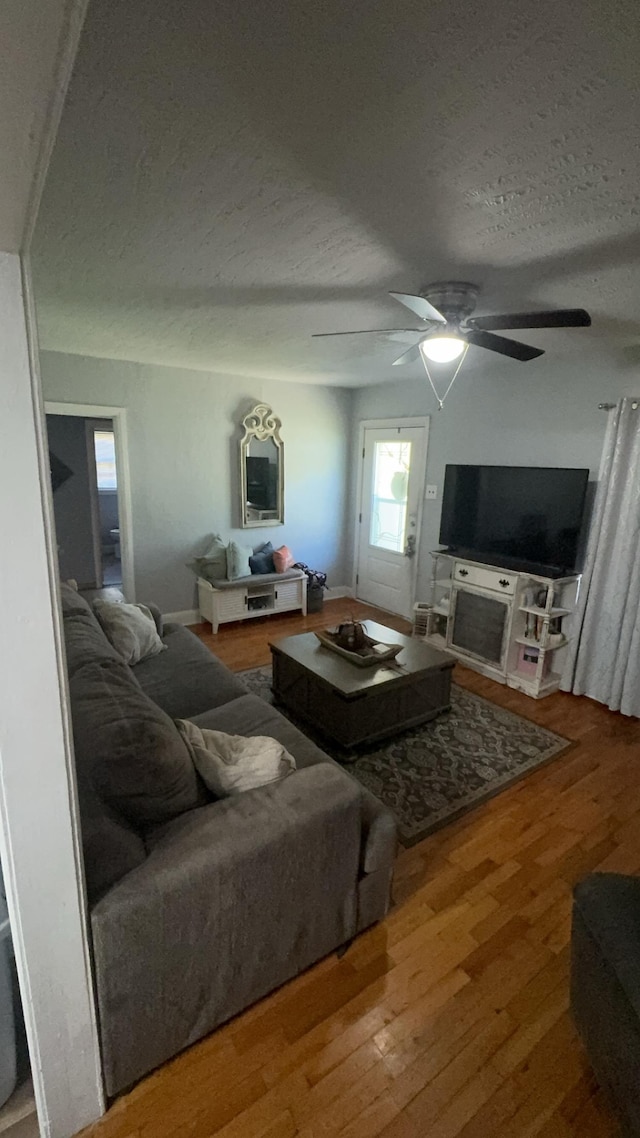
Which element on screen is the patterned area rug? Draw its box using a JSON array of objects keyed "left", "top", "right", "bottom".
[{"left": 240, "top": 666, "right": 570, "bottom": 847}]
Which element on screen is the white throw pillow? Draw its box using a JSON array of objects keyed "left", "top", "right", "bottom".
[
  {"left": 226, "top": 540, "right": 253, "bottom": 580},
  {"left": 176, "top": 718, "right": 296, "bottom": 796},
  {"left": 93, "top": 600, "right": 166, "bottom": 665}
]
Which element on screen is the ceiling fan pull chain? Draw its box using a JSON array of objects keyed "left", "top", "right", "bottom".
[
  {"left": 421, "top": 357, "right": 444, "bottom": 409},
  {"left": 421, "top": 344, "right": 469, "bottom": 410}
]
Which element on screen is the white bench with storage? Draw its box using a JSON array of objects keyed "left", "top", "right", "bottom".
[{"left": 198, "top": 569, "right": 307, "bottom": 633}]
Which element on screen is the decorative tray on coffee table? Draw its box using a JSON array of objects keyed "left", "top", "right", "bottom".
[{"left": 314, "top": 628, "right": 404, "bottom": 668}]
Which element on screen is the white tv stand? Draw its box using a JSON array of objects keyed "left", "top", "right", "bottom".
[{"left": 420, "top": 552, "right": 580, "bottom": 699}]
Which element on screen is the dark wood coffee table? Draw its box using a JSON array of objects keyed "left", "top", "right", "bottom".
[{"left": 270, "top": 620, "right": 454, "bottom": 750}]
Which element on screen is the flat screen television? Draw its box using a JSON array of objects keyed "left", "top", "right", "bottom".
[{"left": 439, "top": 464, "right": 589, "bottom": 576}]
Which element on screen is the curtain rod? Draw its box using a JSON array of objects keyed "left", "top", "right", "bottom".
[{"left": 599, "top": 401, "right": 640, "bottom": 410}]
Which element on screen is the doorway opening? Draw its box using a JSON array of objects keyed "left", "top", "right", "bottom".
[{"left": 44, "top": 403, "right": 135, "bottom": 600}]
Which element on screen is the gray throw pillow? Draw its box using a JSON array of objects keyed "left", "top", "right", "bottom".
[
  {"left": 190, "top": 533, "right": 227, "bottom": 582},
  {"left": 93, "top": 600, "right": 166, "bottom": 665},
  {"left": 70, "top": 659, "right": 208, "bottom": 828}
]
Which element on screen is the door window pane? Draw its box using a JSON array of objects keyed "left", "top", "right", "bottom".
[
  {"left": 370, "top": 440, "right": 412, "bottom": 552},
  {"left": 94, "top": 431, "right": 117, "bottom": 489}
]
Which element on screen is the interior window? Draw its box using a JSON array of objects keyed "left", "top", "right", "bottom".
[
  {"left": 369, "top": 439, "right": 412, "bottom": 553},
  {"left": 94, "top": 430, "right": 117, "bottom": 490}
]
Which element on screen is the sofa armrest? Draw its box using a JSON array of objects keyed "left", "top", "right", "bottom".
[
  {"left": 573, "top": 873, "right": 640, "bottom": 1023},
  {"left": 358, "top": 784, "right": 397, "bottom": 874},
  {"left": 571, "top": 873, "right": 640, "bottom": 1135},
  {"left": 141, "top": 761, "right": 360, "bottom": 869},
  {"left": 91, "top": 764, "right": 362, "bottom": 1095}
]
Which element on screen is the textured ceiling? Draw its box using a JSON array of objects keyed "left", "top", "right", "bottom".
[
  {"left": 33, "top": 0, "right": 640, "bottom": 385},
  {"left": 0, "top": 0, "right": 85, "bottom": 252}
]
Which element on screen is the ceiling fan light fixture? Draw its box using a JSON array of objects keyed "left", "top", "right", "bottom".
[{"left": 420, "top": 336, "right": 465, "bottom": 363}]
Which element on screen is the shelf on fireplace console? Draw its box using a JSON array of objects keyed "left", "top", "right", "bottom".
[
  {"left": 518, "top": 604, "right": 571, "bottom": 618},
  {"left": 513, "top": 635, "right": 570, "bottom": 651}
]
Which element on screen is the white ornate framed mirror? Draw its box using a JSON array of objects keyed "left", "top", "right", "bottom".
[{"left": 239, "top": 403, "right": 284, "bottom": 528}]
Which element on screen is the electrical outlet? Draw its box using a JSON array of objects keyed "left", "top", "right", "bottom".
[{"left": 425, "top": 484, "right": 438, "bottom": 500}]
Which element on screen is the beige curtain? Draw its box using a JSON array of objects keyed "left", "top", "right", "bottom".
[{"left": 561, "top": 397, "right": 640, "bottom": 717}]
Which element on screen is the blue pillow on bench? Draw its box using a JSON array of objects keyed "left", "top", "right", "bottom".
[{"left": 249, "top": 542, "right": 275, "bottom": 574}]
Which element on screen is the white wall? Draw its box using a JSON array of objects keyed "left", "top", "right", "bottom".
[
  {"left": 40, "top": 351, "right": 353, "bottom": 612},
  {"left": 352, "top": 347, "right": 640, "bottom": 597},
  {"left": 0, "top": 254, "right": 103, "bottom": 1137},
  {"left": 0, "top": 4, "right": 105, "bottom": 1136}
]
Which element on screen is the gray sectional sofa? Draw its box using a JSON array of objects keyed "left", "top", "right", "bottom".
[
  {"left": 60, "top": 584, "right": 396, "bottom": 1097},
  {"left": 571, "top": 873, "right": 640, "bottom": 1136}
]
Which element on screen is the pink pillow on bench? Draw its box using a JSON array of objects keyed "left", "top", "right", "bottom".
[{"left": 273, "top": 545, "right": 295, "bottom": 573}]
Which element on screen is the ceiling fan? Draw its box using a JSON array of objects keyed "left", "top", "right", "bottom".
[{"left": 313, "top": 281, "right": 591, "bottom": 365}]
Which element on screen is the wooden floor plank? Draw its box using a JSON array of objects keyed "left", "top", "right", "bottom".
[{"left": 79, "top": 600, "right": 639, "bottom": 1138}]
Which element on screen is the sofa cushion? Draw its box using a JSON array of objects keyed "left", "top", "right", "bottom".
[
  {"left": 93, "top": 599, "right": 166, "bottom": 665},
  {"left": 133, "top": 623, "right": 249, "bottom": 719},
  {"left": 208, "top": 568, "right": 305, "bottom": 590},
  {"left": 191, "top": 694, "right": 331, "bottom": 771},
  {"left": 192, "top": 695, "right": 397, "bottom": 877},
  {"left": 61, "top": 592, "right": 123, "bottom": 679},
  {"left": 69, "top": 658, "right": 208, "bottom": 828}
]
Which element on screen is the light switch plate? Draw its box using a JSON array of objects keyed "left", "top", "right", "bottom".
[{"left": 425, "top": 484, "right": 438, "bottom": 500}]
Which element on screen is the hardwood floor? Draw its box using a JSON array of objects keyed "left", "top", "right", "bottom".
[
  {"left": 190, "top": 597, "right": 414, "bottom": 671},
  {"left": 82, "top": 599, "right": 639, "bottom": 1138}
]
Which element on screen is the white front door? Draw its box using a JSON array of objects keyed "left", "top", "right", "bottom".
[{"left": 356, "top": 422, "right": 429, "bottom": 617}]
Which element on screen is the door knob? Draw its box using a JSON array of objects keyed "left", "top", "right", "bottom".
[{"left": 404, "top": 534, "right": 416, "bottom": 559}]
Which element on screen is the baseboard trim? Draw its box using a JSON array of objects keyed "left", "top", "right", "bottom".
[
  {"left": 165, "top": 590, "right": 353, "bottom": 625},
  {"left": 163, "top": 608, "right": 200, "bottom": 626},
  {"left": 327, "top": 585, "right": 354, "bottom": 600}
]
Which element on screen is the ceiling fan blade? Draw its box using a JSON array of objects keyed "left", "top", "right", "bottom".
[
  {"left": 463, "top": 329, "right": 544, "bottom": 361},
  {"left": 466, "top": 308, "right": 591, "bottom": 331},
  {"left": 389, "top": 291, "right": 447, "bottom": 324},
  {"left": 312, "top": 327, "right": 422, "bottom": 338},
  {"left": 392, "top": 342, "right": 423, "bottom": 367}
]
